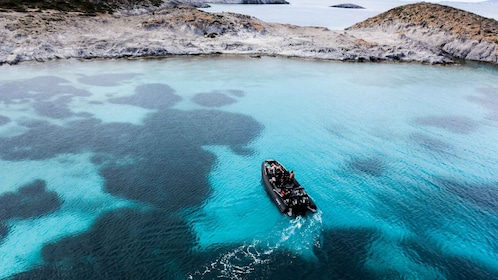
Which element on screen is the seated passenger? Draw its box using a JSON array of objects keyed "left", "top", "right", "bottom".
[
  {"left": 289, "top": 170, "right": 295, "bottom": 182},
  {"left": 270, "top": 176, "right": 276, "bottom": 185},
  {"left": 275, "top": 166, "right": 282, "bottom": 176},
  {"left": 275, "top": 176, "right": 282, "bottom": 186}
]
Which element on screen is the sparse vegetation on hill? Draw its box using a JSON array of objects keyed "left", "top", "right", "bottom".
[
  {"left": 0, "top": 0, "right": 163, "bottom": 14},
  {"left": 349, "top": 2, "right": 498, "bottom": 44}
]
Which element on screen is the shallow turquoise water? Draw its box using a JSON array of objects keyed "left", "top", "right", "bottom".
[{"left": 0, "top": 57, "right": 497, "bottom": 279}]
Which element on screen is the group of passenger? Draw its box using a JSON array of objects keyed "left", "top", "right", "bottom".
[
  {"left": 266, "top": 162, "right": 295, "bottom": 189},
  {"left": 265, "top": 161, "right": 313, "bottom": 211}
]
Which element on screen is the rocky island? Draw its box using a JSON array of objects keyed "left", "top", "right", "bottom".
[
  {"left": 0, "top": 1, "right": 497, "bottom": 64},
  {"left": 330, "top": 4, "right": 365, "bottom": 9}
]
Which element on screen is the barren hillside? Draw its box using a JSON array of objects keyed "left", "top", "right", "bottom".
[{"left": 349, "top": 2, "right": 498, "bottom": 44}]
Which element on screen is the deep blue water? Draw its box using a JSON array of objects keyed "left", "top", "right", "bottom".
[{"left": 0, "top": 57, "right": 497, "bottom": 279}]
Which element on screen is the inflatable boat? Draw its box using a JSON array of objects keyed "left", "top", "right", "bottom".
[{"left": 261, "top": 159, "right": 317, "bottom": 217}]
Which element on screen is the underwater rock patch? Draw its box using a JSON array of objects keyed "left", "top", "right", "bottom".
[
  {"left": 349, "top": 157, "right": 385, "bottom": 176},
  {"left": 409, "top": 132, "right": 453, "bottom": 152},
  {"left": 314, "top": 227, "right": 378, "bottom": 278},
  {"left": 414, "top": 115, "right": 478, "bottom": 134},
  {"left": 0, "top": 90, "right": 262, "bottom": 209},
  {"left": 0, "top": 76, "right": 90, "bottom": 105},
  {"left": 17, "top": 118, "right": 51, "bottom": 128},
  {"left": 109, "top": 83, "right": 181, "bottom": 109},
  {"left": 0, "top": 179, "right": 62, "bottom": 220},
  {"left": 192, "top": 91, "right": 237, "bottom": 107},
  {"left": 0, "top": 223, "right": 8, "bottom": 240},
  {"left": 469, "top": 87, "right": 498, "bottom": 122},
  {"left": 15, "top": 208, "right": 198, "bottom": 279},
  {"left": 77, "top": 73, "right": 140, "bottom": 87},
  {"left": 0, "top": 115, "right": 10, "bottom": 126},
  {"left": 370, "top": 176, "right": 498, "bottom": 278},
  {"left": 227, "top": 89, "right": 245, "bottom": 97},
  {"left": 99, "top": 109, "right": 262, "bottom": 209},
  {"left": 438, "top": 179, "right": 498, "bottom": 214},
  {"left": 403, "top": 234, "right": 498, "bottom": 280},
  {"left": 0, "top": 76, "right": 263, "bottom": 279},
  {"left": 33, "top": 98, "right": 75, "bottom": 119}
]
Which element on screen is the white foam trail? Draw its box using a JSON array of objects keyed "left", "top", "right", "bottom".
[
  {"left": 189, "top": 211, "right": 324, "bottom": 279},
  {"left": 189, "top": 240, "right": 271, "bottom": 279}
]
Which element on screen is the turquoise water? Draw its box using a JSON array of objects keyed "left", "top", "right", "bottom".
[{"left": 0, "top": 57, "right": 497, "bottom": 279}]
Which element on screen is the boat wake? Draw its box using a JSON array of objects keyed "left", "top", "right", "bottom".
[
  {"left": 188, "top": 211, "right": 323, "bottom": 279},
  {"left": 277, "top": 211, "right": 322, "bottom": 246},
  {"left": 188, "top": 240, "right": 271, "bottom": 280}
]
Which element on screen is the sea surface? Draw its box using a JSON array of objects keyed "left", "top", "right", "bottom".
[
  {"left": 1, "top": 0, "right": 498, "bottom": 279},
  {"left": 0, "top": 56, "right": 497, "bottom": 279}
]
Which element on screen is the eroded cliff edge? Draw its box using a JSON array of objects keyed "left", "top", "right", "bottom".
[
  {"left": 348, "top": 2, "right": 498, "bottom": 63},
  {"left": 0, "top": 2, "right": 497, "bottom": 65}
]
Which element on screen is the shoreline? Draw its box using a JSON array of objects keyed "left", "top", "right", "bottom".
[{"left": 0, "top": 4, "right": 497, "bottom": 65}]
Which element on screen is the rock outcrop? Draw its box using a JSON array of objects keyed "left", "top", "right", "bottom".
[
  {"left": 0, "top": 2, "right": 497, "bottom": 65},
  {"left": 330, "top": 4, "right": 365, "bottom": 9},
  {"left": 348, "top": 2, "right": 498, "bottom": 63}
]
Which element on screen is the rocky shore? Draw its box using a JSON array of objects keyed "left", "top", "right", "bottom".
[{"left": 0, "top": 2, "right": 497, "bottom": 65}]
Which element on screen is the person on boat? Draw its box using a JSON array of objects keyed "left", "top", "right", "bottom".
[
  {"left": 275, "top": 165, "right": 283, "bottom": 180},
  {"left": 275, "top": 176, "right": 282, "bottom": 187},
  {"left": 274, "top": 165, "right": 281, "bottom": 174},
  {"left": 289, "top": 170, "right": 295, "bottom": 182},
  {"left": 270, "top": 176, "right": 276, "bottom": 185},
  {"left": 267, "top": 163, "right": 274, "bottom": 175},
  {"left": 265, "top": 163, "right": 272, "bottom": 174}
]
